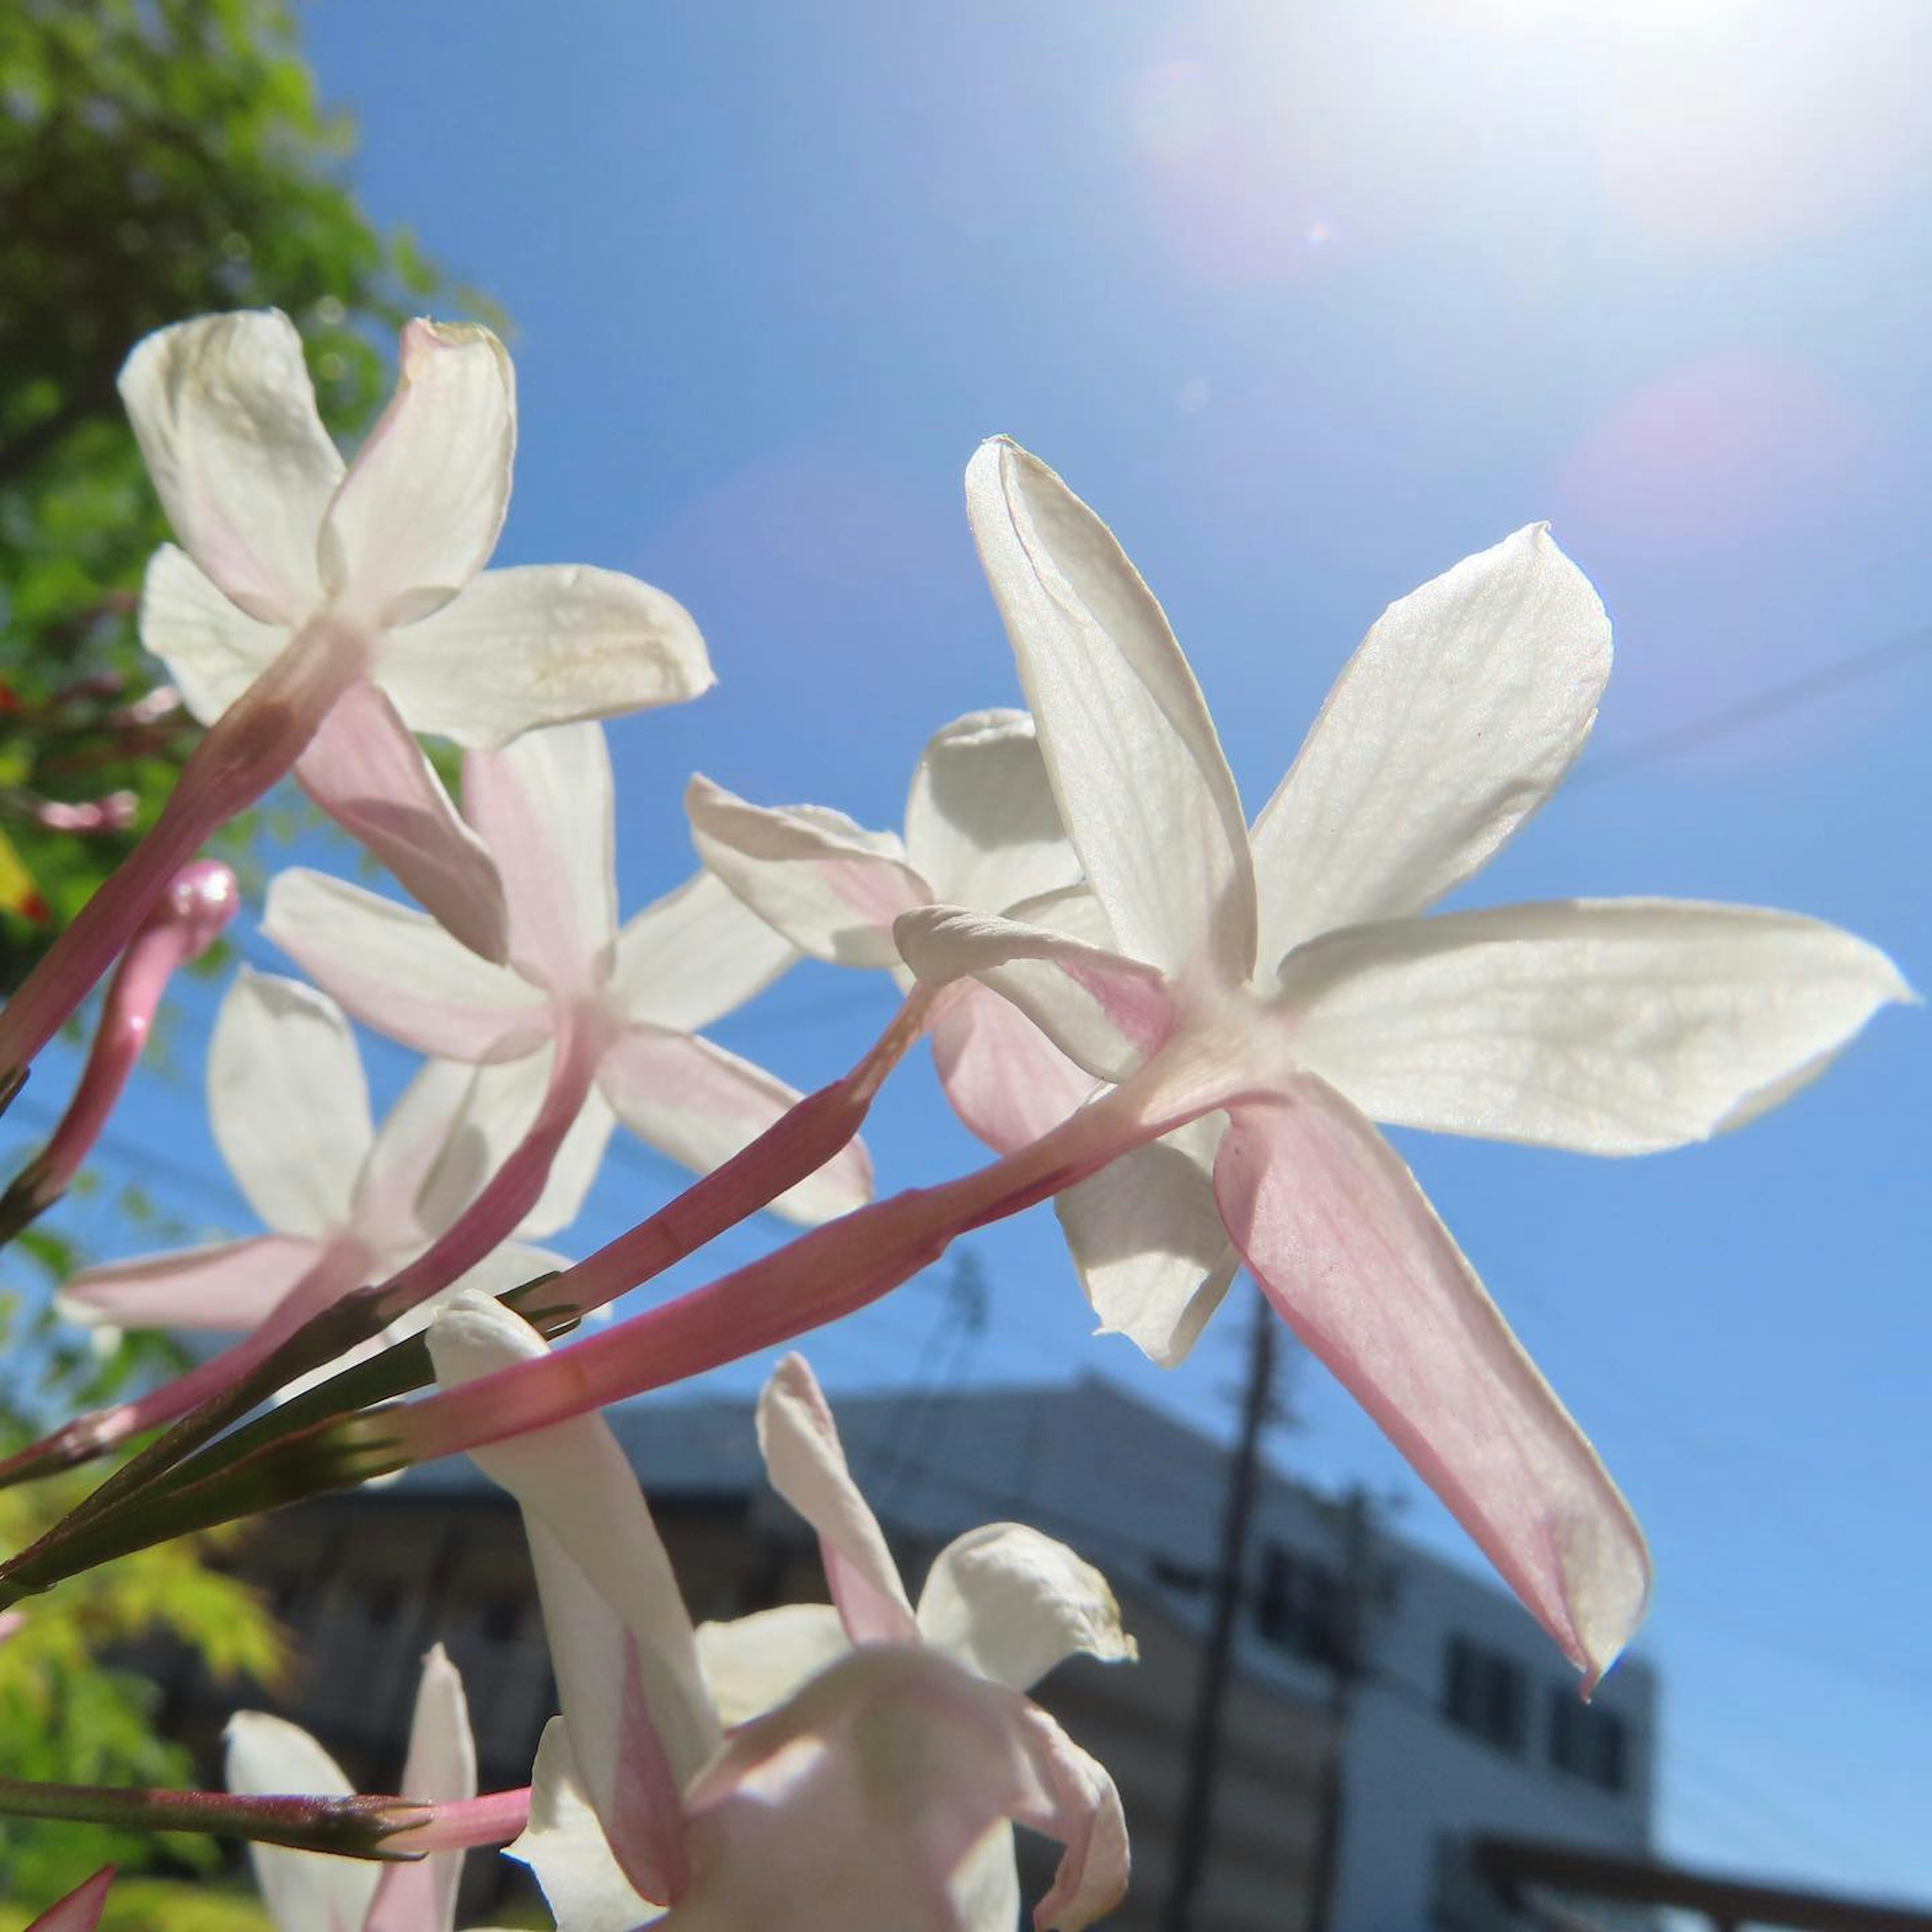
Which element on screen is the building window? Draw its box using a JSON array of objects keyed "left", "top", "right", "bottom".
[
  {"left": 1256, "top": 1544, "right": 1345, "bottom": 1666},
  {"left": 1548, "top": 1688, "right": 1627, "bottom": 1792},
  {"left": 1441, "top": 1636, "right": 1527, "bottom": 1753}
]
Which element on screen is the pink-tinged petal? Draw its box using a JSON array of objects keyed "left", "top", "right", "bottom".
[
  {"left": 903, "top": 709, "right": 1080, "bottom": 914},
  {"left": 1252, "top": 526, "right": 1612, "bottom": 965},
  {"left": 917, "top": 1524, "right": 1136, "bottom": 1694},
  {"left": 209, "top": 970, "right": 372, "bottom": 1239},
  {"left": 427, "top": 1295, "right": 720, "bottom": 1900},
  {"left": 599, "top": 1029, "right": 872, "bottom": 1226},
  {"left": 462, "top": 721, "right": 618, "bottom": 993},
  {"left": 56, "top": 1234, "right": 321, "bottom": 1334},
  {"left": 929, "top": 980, "right": 1097, "bottom": 1154},
  {"left": 673, "top": 1647, "right": 1119, "bottom": 1932},
  {"left": 296, "top": 680, "right": 509, "bottom": 963},
  {"left": 25, "top": 1867, "right": 115, "bottom": 1932},
  {"left": 382, "top": 562, "right": 713, "bottom": 750},
  {"left": 364, "top": 1646, "right": 477, "bottom": 1932},
  {"left": 756, "top": 1354, "right": 917, "bottom": 1645},
  {"left": 951, "top": 1827, "right": 1022, "bottom": 1932},
  {"left": 964, "top": 438, "right": 1256, "bottom": 984},
  {"left": 225, "top": 1712, "right": 380, "bottom": 1932},
  {"left": 1055, "top": 1116, "right": 1238, "bottom": 1367},
  {"left": 1280, "top": 899, "right": 1917, "bottom": 1155},
  {"left": 319, "top": 320, "right": 514, "bottom": 627},
  {"left": 607, "top": 869, "right": 798, "bottom": 1034},
  {"left": 687, "top": 774, "right": 930, "bottom": 969},
  {"left": 895, "top": 904, "right": 1176, "bottom": 1084},
  {"left": 1008, "top": 1704, "right": 1131, "bottom": 1932},
  {"left": 137, "top": 544, "right": 288, "bottom": 725},
  {"left": 1213, "top": 1079, "right": 1650, "bottom": 1682},
  {"left": 118, "top": 310, "right": 342, "bottom": 623},
  {"left": 506, "top": 1720, "right": 665, "bottom": 1932},
  {"left": 694, "top": 1603, "right": 851, "bottom": 1726},
  {"left": 264, "top": 869, "right": 550, "bottom": 1064},
  {"left": 351, "top": 1061, "right": 484, "bottom": 1258}
]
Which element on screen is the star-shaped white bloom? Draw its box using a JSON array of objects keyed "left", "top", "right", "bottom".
[
  {"left": 427, "top": 1296, "right": 1129, "bottom": 1932},
  {"left": 688, "top": 708, "right": 1095, "bottom": 1152},
  {"left": 264, "top": 721, "right": 871, "bottom": 1228},
  {"left": 126, "top": 309, "right": 715, "bottom": 957},
  {"left": 894, "top": 438, "right": 1912, "bottom": 1683},
  {"left": 60, "top": 968, "right": 571, "bottom": 1343}
]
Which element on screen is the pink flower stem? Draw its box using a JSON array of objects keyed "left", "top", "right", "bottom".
[
  {"left": 0, "top": 616, "right": 367, "bottom": 1101},
  {"left": 383, "top": 1786, "right": 532, "bottom": 1853},
  {"left": 0, "top": 861, "right": 238, "bottom": 1246}
]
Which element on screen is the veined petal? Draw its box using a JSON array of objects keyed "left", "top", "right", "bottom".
[
  {"left": 264, "top": 869, "right": 550, "bottom": 1064},
  {"left": 598, "top": 1029, "right": 872, "bottom": 1225},
  {"left": 895, "top": 904, "right": 1175, "bottom": 1083},
  {"left": 296, "top": 679, "right": 510, "bottom": 963},
  {"left": 607, "top": 868, "right": 798, "bottom": 1034},
  {"left": 1056, "top": 1117, "right": 1239, "bottom": 1367},
  {"left": 964, "top": 438, "right": 1255, "bottom": 982},
  {"left": 507, "top": 1720, "right": 665, "bottom": 1932},
  {"left": 365, "top": 1646, "right": 476, "bottom": 1932},
  {"left": 687, "top": 775, "right": 929, "bottom": 970},
  {"left": 138, "top": 543, "right": 287, "bottom": 725},
  {"left": 224, "top": 1712, "right": 380, "bottom": 1932},
  {"left": 917, "top": 1524, "right": 1136, "bottom": 1693},
  {"left": 56, "top": 1234, "right": 320, "bottom": 1335},
  {"left": 382, "top": 564, "right": 714, "bottom": 750},
  {"left": 25, "top": 1868, "right": 115, "bottom": 1932},
  {"left": 756, "top": 1354, "right": 918, "bottom": 1645},
  {"left": 1009, "top": 1704, "right": 1132, "bottom": 1932},
  {"left": 209, "top": 969, "right": 371, "bottom": 1239},
  {"left": 119, "top": 310, "right": 341, "bottom": 623},
  {"left": 1214, "top": 1079, "right": 1650, "bottom": 1682},
  {"left": 695, "top": 1602, "right": 851, "bottom": 1727},
  {"left": 1252, "top": 525, "right": 1612, "bottom": 963},
  {"left": 319, "top": 320, "right": 514, "bottom": 627},
  {"left": 462, "top": 722, "right": 618, "bottom": 993},
  {"left": 903, "top": 709, "right": 1081, "bottom": 914},
  {"left": 427, "top": 1295, "right": 721, "bottom": 1902},
  {"left": 1281, "top": 899, "right": 1916, "bottom": 1155},
  {"left": 928, "top": 980, "right": 1098, "bottom": 1155}
]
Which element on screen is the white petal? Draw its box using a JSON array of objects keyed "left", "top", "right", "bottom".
[
  {"left": 119, "top": 310, "right": 341, "bottom": 622},
  {"left": 1252, "top": 525, "right": 1613, "bottom": 964},
  {"left": 224, "top": 1711, "right": 379, "bottom": 1932},
  {"left": 366, "top": 1645, "right": 476, "bottom": 1932},
  {"left": 383, "top": 564, "right": 714, "bottom": 750},
  {"left": 209, "top": 969, "right": 371, "bottom": 1239},
  {"left": 686, "top": 775, "right": 929, "bottom": 969},
  {"left": 319, "top": 320, "right": 514, "bottom": 626},
  {"left": 607, "top": 868, "right": 798, "bottom": 1033},
  {"left": 964, "top": 438, "right": 1255, "bottom": 982},
  {"left": 57, "top": 1234, "right": 321, "bottom": 1335},
  {"left": 695, "top": 1602, "right": 851, "bottom": 1726},
  {"left": 598, "top": 1029, "right": 871, "bottom": 1225},
  {"left": 426, "top": 1296, "right": 721, "bottom": 1829},
  {"left": 1214, "top": 1079, "right": 1650, "bottom": 1682},
  {"left": 264, "top": 869, "right": 550, "bottom": 1063},
  {"left": 351, "top": 1060, "right": 484, "bottom": 1258},
  {"left": 902, "top": 709, "right": 1081, "bottom": 913},
  {"left": 894, "top": 904, "right": 1175, "bottom": 1083},
  {"left": 917, "top": 1524, "right": 1136, "bottom": 1693},
  {"left": 1055, "top": 1116, "right": 1239, "bottom": 1367},
  {"left": 296, "top": 678, "right": 510, "bottom": 962},
  {"left": 1281, "top": 899, "right": 1916, "bottom": 1154},
  {"left": 137, "top": 544, "right": 287, "bottom": 725},
  {"left": 950, "top": 1825, "right": 1022, "bottom": 1932},
  {"left": 928, "top": 979, "right": 1098, "bottom": 1155},
  {"left": 507, "top": 1720, "right": 665, "bottom": 1932},
  {"left": 461, "top": 721, "right": 618, "bottom": 994},
  {"left": 756, "top": 1354, "right": 917, "bottom": 1645}
]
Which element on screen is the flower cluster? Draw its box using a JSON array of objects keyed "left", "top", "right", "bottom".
[{"left": 0, "top": 312, "right": 1907, "bottom": 1928}]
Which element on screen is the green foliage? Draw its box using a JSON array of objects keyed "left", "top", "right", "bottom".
[
  {"left": 0, "top": 1876, "right": 272, "bottom": 1932},
  {"left": 0, "top": 0, "right": 495, "bottom": 992}
]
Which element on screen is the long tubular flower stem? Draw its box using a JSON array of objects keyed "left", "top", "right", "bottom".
[
  {"left": 0, "top": 861, "right": 238, "bottom": 1247},
  {"left": 0, "top": 617, "right": 368, "bottom": 1099},
  {"left": 382, "top": 1787, "right": 532, "bottom": 1854}
]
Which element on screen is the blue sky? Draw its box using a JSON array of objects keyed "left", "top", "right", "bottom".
[{"left": 12, "top": 0, "right": 1932, "bottom": 1907}]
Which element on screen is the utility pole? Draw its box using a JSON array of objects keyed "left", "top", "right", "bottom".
[
  {"left": 1306, "top": 1484, "right": 1374, "bottom": 1932},
  {"left": 1162, "top": 1285, "right": 1278, "bottom": 1932}
]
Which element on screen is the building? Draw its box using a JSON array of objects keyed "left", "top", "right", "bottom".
[{"left": 163, "top": 1372, "right": 1658, "bottom": 1931}]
